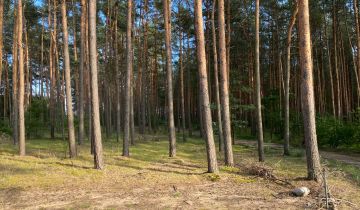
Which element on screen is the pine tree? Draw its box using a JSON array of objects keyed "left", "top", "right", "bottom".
[
  {"left": 218, "top": 0, "right": 233, "bottom": 166},
  {"left": 123, "top": 0, "right": 133, "bottom": 157},
  {"left": 163, "top": 0, "right": 176, "bottom": 157},
  {"left": 61, "top": 0, "right": 77, "bottom": 158},
  {"left": 194, "top": 0, "right": 219, "bottom": 173},
  {"left": 89, "top": 0, "right": 104, "bottom": 169},
  {"left": 298, "top": 0, "right": 322, "bottom": 181}
]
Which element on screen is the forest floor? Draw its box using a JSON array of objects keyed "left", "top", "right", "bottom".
[{"left": 0, "top": 134, "right": 360, "bottom": 209}]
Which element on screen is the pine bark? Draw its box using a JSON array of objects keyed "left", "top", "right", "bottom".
[
  {"left": 24, "top": 17, "right": 30, "bottom": 109},
  {"left": 186, "top": 36, "right": 193, "bottom": 137},
  {"left": 17, "top": 0, "right": 26, "bottom": 156},
  {"left": 226, "top": 0, "right": 231, "bottom": 87},
  {"left": 332, "top": 0, "right": 341, "bottom": 118},
  {"left": 211, "top": 0, "right": 224, "bottom": 152},
  {"left": 298, "top": 0, "right": 322, "bottom": 181},
  {"left": 141, "top": 0, "right": 148, "bottom": 134},
  {"left": 255, "top": 0, "right": 264, "bottom": 162},
  {"left": 163, "top": 0, "right": 176, "bottom": 157},
  {"left": 353, "top": 0, "right": 360, "bottom": 105},
  {"left": 130, "top": 64, "right": 135, "bottom": 145},
  {"left": 323, "top": 11, "right": 336, "bottom": 116},
  {"left": 179, "top": 32, "right": 186, "bottom": 142},
  {"left": 48, "top": 0, "right": 55, "bottom": 139},
  {"left": 284, "top": 1, "right": 298, "bottom": 156},
  {"left": 89, "top": 0, "right": 104, "bottom": 169},
  {"left": 194, "top": 0, "right": 219, "bottom": 173},
  {"left": 115, "top": 5, "right": 121, "bottom": 143},
  {"left": 0, "top": 0, "right": 3, "bottom": 86},
  {"left": 4, "top": 59, "right": 8, "bottom": 118},
  {"left": 61, "top": 0, "right": 77, "bottom": 158},
  {"left": 12, "top": 8, "right": 19, "bottom": 145},
  {"left": 218, "top": 0, "right": 233, "bottom": 166},
  {"left": 123, "top": 0, "right": 133, "bottom": 156},
  {"left": 40, "top": 17, "right": 44, "bottom": 98},
  {"left": 78, "top": 0, "right": 86, "bottom": 145}
]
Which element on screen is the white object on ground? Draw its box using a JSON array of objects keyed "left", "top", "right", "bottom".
[{"left": 292, "top": 187, "right": 310, "bottom": 197}]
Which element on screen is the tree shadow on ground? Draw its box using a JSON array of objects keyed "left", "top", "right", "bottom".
[
  {"left": 1, "top": 156, "right": 93, "bottom": 170},
  {"left": 112, "top": 159, "right": 204, "bottom": 176}
]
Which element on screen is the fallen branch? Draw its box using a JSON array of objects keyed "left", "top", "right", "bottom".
[{"left": 242, "top": 164, "right": 294, "bottom": 187}]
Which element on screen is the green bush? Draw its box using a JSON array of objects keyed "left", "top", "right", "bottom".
[
  {"left": 0, "top": 119, "right": 12, "bottom": 135},
  {"left": 25, "top": 98, "right": 49, "bottom": 138},
  {"left": 316, "top": 114, "right": 360, "bottom": 148}
]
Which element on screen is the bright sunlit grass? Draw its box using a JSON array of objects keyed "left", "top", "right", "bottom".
[{"left": 1, "top": 133, "right": 360, "bottom": 209}]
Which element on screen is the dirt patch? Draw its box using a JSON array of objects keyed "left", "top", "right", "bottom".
[{"left": 0, "top": 176, "right": 316, "bottom": 209}]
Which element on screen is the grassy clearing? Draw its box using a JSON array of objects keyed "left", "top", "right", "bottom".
[
  {"left": 324, "top": 159, "right": 360, "bottom": 185},
  {"left": 0, "top": 134, "right": 360, "bottom": 209}
]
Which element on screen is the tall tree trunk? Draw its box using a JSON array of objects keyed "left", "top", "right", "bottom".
[
  {"left": 226, "top": 0, "right": 231, "bottom": 87},
  {"left": 4, "top": 59, "right": 8, "bottom": 118},
  {"left": 48, "top": 0, "right": 55, "bottom": 139},
  {"left": 17, "top": 0, "right": 25, "bottom": 156},
  {"left": 104, "top": 3, "right": 111, "bottom": 139},
  {"left": 54, "top": 0, "right": 60, "bottom": 139},
  {"left": 72, "top": 0, "right": 78, "bottom": 64},
  {"left": 12, "top": 8, "right": 19, "bottom": 145},
  {"left": 298, "top": 0, "right": 321, "bottom": 181},
  {"left": 78, "top": 0, "right": 86, "bottom": 145},
  {"left": 130, "top": 61, "right": 135, "bottom": 146},
  {"left": 130, "top": 33, "right": 135, "bottom": 145},
  {"left": 179, "top": 31, "right": 186, "bottom": 142},
  {"left": 152, "top": 30, "right": 159, "bottom": 132},
  {"left": 211, "top": 0, "right": 224, "bottom": 152},
  {"left": 114, "top": 5, "right": 121, "bottom": 143},
  {"left": 284, "top": 1, "right": 298, "bottom": 156},
  {"left": 186, "top": 35, "right": 192, "bottom": 137},
  {"left": 163, "top": 0, "right": 176, "bottom": 157},
  {"left": 343, "top": 11, "right": 359, "bottom": 112},
  {"left": 85, "top": 5, "right": 91, "bottom": 144},
  {"left": 40, "top": 17, "right": 44, "bottom": 98},
  {"left": 23, "top": 16, "right": 30, "bottom": 109},
  {"left": 353, "top": 0, "right": 360, "bottom": 105},
  {"left": 61, "top": 0, "right": 77, "bottom": 158},
  {"left": 323, "top": 10, "right": 336, "bottom": 116},
  {"left": 255, "top": 0, "right": 264, "bottom": 162},
  {"left": 0, "top": 0, "right": 3, "bottom": 87},
  {"left": 194, "top": 0, "right": 218, "bottom": 173},
  {"left": 141, "top": 0, "right": 148, "bottom": 134},
  {"left": 89, "top": 0, "right": 104, "bottom": 169},
  {"left": 333, "top": 0, "right": 341, "bottom": 118},
  {"left": 218, "top": 0, "right": 233, "bottom": 166},
  {"left": 72, "top": 0, "right": 80, "bottom": 144},
  {"left": 123, "top": 0, "right": 133, "bottom": 156}
]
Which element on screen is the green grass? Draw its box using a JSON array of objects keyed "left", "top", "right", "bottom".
[
  {"left": 1, "top": 133, "right": 360, "bottom": 209},
  {"left": 0, "top": 133, "right": 359, "bottom": 195},
  {"left": 325, "top": 159, "right": 360, "bottom": 185},
  {"left": 0, "top": 136, "right": 227, "bottom": 190}
]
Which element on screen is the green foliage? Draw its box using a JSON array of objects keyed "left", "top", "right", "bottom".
[
  {"left": 0, "top": 119, "right": 12, "bottom": 135},
  {"left": 236, "top": 104, "right": 256, "bottom": 112},
  {"left": 316, "top": 114, "right": 360, "bottom": 149},
  {"left": 289, "top": 111, "right": 303, "bottom": 137},
  {"left": 25, "top": 98, "right": 49, "bottom": 138},
  {"left": 262, "top": 90, "right": 283, "bottom": 136}
]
